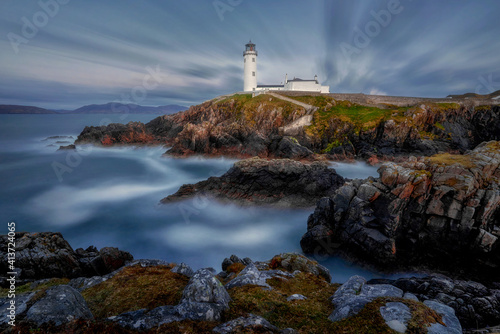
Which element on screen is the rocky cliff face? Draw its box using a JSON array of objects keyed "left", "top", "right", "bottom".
[
  {"left": 319, "top": 103, "right": 500, "bottom": 160},
  {"left": 76, "top": 95, "right": 314, "bottom": 159},
  {"left": 162, "top": 157, "right": 345, "bottom": 208},
  {"left": 301, "top": 141, "right": 500, "bottom": 278},
  {"left": 76, "top": 94, "right": 500, "bottom": 161}
]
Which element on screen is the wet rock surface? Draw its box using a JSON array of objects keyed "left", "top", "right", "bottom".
[{"left": 162, "top": 158, "right": 345, "bottom": 207}]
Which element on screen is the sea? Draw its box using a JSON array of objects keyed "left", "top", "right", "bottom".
[{"left": 0, "top": 114, "right": 420, "bottom": 283}]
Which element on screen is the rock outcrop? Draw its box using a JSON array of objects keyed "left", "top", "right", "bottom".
[
  {"left": 0, "top": 232, "right": 133, "bottom": 285},
  {"left": 370, "top": 274, "right": 500, "bottom": 329},
  {"left": 25, "top": 285, "right": 93, "bottom": 326},
  {"left": 162, "top": 158, "right": 345, "bottom": 207},
  {"left": 328, "top": 275, "right": 404, "bottom": 322},
  {"left": 301, "top": 142, "right": 500, "bottom": 278}
]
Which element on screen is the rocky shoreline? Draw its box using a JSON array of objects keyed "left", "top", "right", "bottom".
[
  {"left": 301, "top": 141, "right": 500, "bottom": 281},
  {"left": 74, "top": 95, "right": 500, "bottom": 161},
  {"left": 3, "top": 233, "right": 499, "bottom": 333},
  {"left": 36, "top": 94, "right": 500, "bottom": 332}
]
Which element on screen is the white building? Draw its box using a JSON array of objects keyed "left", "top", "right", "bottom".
[{"left": 243, "top": 41, "right": 329, "bottom": 94}]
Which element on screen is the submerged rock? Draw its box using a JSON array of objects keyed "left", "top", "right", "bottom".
[
  {"left": 57, "top": 144, "right": 76, "bottom": 150},
  {"left": 162, "top": 157, "right": 345, "bottom": 207}
]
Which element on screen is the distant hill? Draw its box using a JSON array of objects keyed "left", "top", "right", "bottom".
[
  {"left": 0, "top": 105, "right": 57, "bottom": 114},
  {"left": 0, "top": 103, "right": 188, "bottom": 115},
  {"left": 447, "top": 89, "right": 500, "bottom": 99},
  {"left": 68, "top": 103, "right": 187, "bottom": 115}
]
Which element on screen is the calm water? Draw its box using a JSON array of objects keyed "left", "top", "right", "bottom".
[{"left": 0, "top": 114, "right": 418, "bottom": 282}]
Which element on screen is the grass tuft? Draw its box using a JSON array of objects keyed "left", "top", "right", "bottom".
[{"left": 82, "top": 265, "right": 189, "bottom": 319}]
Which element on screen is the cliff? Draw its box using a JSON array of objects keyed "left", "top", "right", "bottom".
[
  {"left": 75, "top": 93, "right": 500, "bottom": 161},
  {"left": 301, "top": 141, "right": 500, "bottom": 280}
]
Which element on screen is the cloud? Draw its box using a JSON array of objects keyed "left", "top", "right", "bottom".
[{"left": 0, "top": 0, "right": 499, "bottom": 108}]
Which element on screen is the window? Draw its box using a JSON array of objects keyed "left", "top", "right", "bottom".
[
  {"left": 252, "top": 58, "right": 255, "bottom": 62},
  {"left": 252, "top": 71, "right": 255, "bottom": 76},
  {"left": 244, "top": 58, "right": 246, "bottom": 63}
]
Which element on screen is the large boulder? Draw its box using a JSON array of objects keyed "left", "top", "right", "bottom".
[
  {"left": 176, "top": 268, "right": 231, "bottom": 321},
  {"left": 0, "top": 233, "right": 133, "bottom": 285},
  {"left": 25, "top": 285, "right": 93, "bottom": 326},
  {"left": 302, "top": 142, "right": 500, "bottom": 277},
  {"left": 213, "top": 314, "right": 279, "bottom": 334},
  {"left": 224, "top": 263, "right": 294, "bottom": 290},
  {"left": 329, "top": 275, "right": 404, "bottom": 322},
  {"left": 0, "top": 232, "right": 82, "bottom": 281},
  {"left": 109, "top": 306, "right": 181, "bottom": 330},
  {"left": 162, "top": 158, "right": 345, "bottom": 207},
  {"left": 424, "top": 300, "right": 462, "bottom": 334},
  {"left": 0, "top": 292, "right": 36, "bottom": 325},
  {"left": 379, "top": 302, "right": 412, "bottom": 333},
  {"left": 269, "top": 253, "right": 331, "bottom": 282}
]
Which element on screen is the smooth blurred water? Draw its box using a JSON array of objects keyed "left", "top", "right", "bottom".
[{"left": 0, "top": 115, "right": 421, "bottom": 282}]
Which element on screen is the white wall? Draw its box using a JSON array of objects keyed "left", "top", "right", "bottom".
[{"left": 243, "top": 51, "right": 257, "bottom": 91}]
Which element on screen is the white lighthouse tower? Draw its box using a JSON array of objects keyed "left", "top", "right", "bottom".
[{"left": 243, "top": 40, "right": 257, "bottom": 91}]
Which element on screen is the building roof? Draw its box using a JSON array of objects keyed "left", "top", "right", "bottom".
[{"left": 288, "top": 78, "right": 317, "bottom": 82}]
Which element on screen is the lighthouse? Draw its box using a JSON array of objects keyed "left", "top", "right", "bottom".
[{"left": 243, "top": 40, "right": 257, "bottom": 91}]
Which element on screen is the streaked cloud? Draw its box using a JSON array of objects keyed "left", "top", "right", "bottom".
[{"left": 0, "top": 0, "right": 498, "bottom": 109}]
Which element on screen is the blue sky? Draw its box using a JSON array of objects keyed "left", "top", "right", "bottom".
[{"left": 0, "top": 0, "right": 499, "bottom": 109}]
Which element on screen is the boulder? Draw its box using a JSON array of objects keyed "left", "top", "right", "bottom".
[
  {"left": 270, "top": 253, "right": 331, "bottom": 282},
  {"left": 269, "top": 136, "right": 314, "bottom": 160},
  {"left": 109, "top": 306, "right": 181, "bottom": 330},
  {"left": 328, "top": 275, "right": 404, "bottom": 322},
  {"left": 0, "top": 232, "right": 82, "bottom": 281},
  {"left": 379, "top": 302, "right": 412, "bottom": 333},
  {"left": 225, "top": 263, "right": 295, "bottom": 290},
  {"left": 25, "top": 285, "right": 93, "bottom": 326},
  {"left": 76, "top": 246, "right": 133, "bottom": 276},
  {"left": 213, "top": 314, "right": 279, "bottom": 333},
  {"left": 176, "top": 268, "right": 230, "bottom": 321},
  {"left": 424, "top": 300, "right": 462, "bottom": 334},
  {"left": 0, "top": 292, "right": 36, "bottom": 325},
  {"left": 287, "top": 294, "right": 307, "bottom": 301},
  {"left": 0, "top": 233, "right": 133, "bottom": 285},
  {"left": 171, "top": 263, "right": 194, "bottom": 277}
]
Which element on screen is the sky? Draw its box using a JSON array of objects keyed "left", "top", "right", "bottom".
[{"left": 0, "top": 0, "right": 499, "bottom": 109}]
